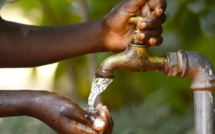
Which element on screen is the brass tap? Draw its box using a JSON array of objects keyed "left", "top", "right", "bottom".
[{"left": 95, "top": 16, "right": 167, "bottom": 78}]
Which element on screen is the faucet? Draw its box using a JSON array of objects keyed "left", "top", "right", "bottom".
[
  {"left": 95, "top": 16, "right": 215, "bottom": 134},
  {"left": 95, "top": 16, "right": 167, "bottom": 78},
  {"left": 95, "top": 44, "right": 167, "bottom": 78}
]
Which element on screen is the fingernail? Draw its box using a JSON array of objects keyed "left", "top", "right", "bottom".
[
  {"left": 140, "top": 22, "right": 146, "bottom": 29},
  {"left": 155, "top": 8, "right": 163, "bottom": 17},
  {"left": 149, "top": 38, "right": 157, "bottom": 46},
  {"left": 140, "top": 33, "right": 145, "bottom": 40},
  {"left": 94, "top": 118, "right": 105, "bottom": 131}
]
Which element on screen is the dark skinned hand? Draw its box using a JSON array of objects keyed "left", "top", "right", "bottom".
[
  {"left": 101, "top": 0, "right": 167, "bottom": 51},
  {"left": 29, "top": 91, "right": 113, "bottom": 134}
]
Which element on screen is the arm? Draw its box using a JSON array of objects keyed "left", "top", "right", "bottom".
[
  {"left": 0, "top": 0, "right": 166, "bottom": 68},
  {"left": 0, "top": 18, "right": 104, "bottom": 67},
  {"left": 0, "top": 90, "right": 113, "bottom": 134}
]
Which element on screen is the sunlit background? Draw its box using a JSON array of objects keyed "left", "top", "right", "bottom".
[
  {"left": 0, "top": 2, "right": 57, "bottom": 91},
  {"left": 0, "top": 0, "right": 215, "bottom": 134}
]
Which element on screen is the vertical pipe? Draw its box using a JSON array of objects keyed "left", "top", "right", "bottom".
[{"left": 194, "top": 91, "right": 214, "bottom": 134}]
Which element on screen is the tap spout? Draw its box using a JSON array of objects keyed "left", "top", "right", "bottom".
[{"left": 95, "top": 44, "right": 167, "bottom": 78}]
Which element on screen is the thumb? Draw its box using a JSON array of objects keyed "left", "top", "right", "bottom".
[
  {"left": 114, "top": 0, "right": 147, "bottom": 17},
  {"left": 148, "top": 0, "right": 167, "bottom": 17},
  {"left": 64, "top": 105, "right": 106, "bottom": 132},
  {"left": 141, "top": 2, "right": 151, "bottom": 17}
]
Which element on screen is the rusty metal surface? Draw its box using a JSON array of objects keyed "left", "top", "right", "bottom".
[
  {"left": 165, "top": 50, "right": 215, "bottom": 89},
  {"left": 185, "top": 51, "right": 215, "bottom": 89},
  {"left": 96, "top": 44, "right": 166, "bottom": 78}
]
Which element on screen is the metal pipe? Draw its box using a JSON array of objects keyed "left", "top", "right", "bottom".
[
  {"left": 96, "top": 15, "right": 215, "bottom": 132},
  {"left": 166, "top": 50, "right": 215, "bottom": 89},
  {"left": 194, "top": 90, "right": 214, "bottom": 134},
  {"left": 166, "top": 50, "right": 215, "bottom": 134}
]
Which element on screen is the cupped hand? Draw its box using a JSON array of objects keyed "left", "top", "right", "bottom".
[
  {"left": 31, "top": 91, "right": 113, "bottom": 134},
  {"left": 101, "top": 0, "right": 167, "bottom": 51},
  {"left": 95, "top": 103, "right": 113, "bottom": 134}
]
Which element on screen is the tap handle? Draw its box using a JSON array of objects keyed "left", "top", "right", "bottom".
[
  {"left": 128, "top": 16, "right": 143, "bottom": 24},
  {"left": 128, "top": 16, "right": 146, "bottom": 46}
]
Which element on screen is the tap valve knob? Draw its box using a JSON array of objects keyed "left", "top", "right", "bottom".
[
  {"left": 128, "top": 16, "right": 146, "bottom": 46},
  {"left": 128, "top": 16, "right": 143, "bottom": 24}
]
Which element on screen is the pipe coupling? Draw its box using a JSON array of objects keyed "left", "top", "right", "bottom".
[
  {"left": 166, "top": 50, "right": 215, "bottom": 89},
  {"left": 165, "top": 50, "right": 188, "bottom": 78}
]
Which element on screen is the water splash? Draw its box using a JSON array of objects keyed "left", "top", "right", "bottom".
[{"left": 87, "top": 78, "right": 113, "bottom": 109}]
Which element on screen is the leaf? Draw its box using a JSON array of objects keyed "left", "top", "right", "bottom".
[
  {"left": 187, "top": 0, "right": 206, "bottom": 14},
  {"left": 200, "top": 8, "right": 215, "bottom": 37},
  {"left": 165, "top": 0, "right": 180, "bottom": 19}
]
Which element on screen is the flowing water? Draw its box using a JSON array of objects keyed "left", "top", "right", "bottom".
[{"left": 87, "top": 78, "right": 113, "bottom": 109}]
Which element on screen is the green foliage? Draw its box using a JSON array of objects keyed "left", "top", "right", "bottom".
[
  {"left": 111, "top": 90, "right": 194, "bottom": 134},
  {"left": 1, "top": 0, "right": 215, "bottom": 133},
  {"left": 0, "top": 116, "right": 56, "bottom": 134}
]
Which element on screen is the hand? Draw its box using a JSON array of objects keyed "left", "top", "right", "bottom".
[
  {"left": 101, "top": 0, "right": 167, "bottom": 51},
  {"left": 95, "top": 103, "right": 113, "bottom": 134},
  {"left": 29, "top": 91, "right": 113, "bottom": 134}
]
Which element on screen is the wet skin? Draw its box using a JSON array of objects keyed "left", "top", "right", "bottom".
[
  {"left": 0, "top": 0, "right": 166, "bottom": 133},
  {"left": 0, "top": 90, "right": 113, "bottom": 134}
]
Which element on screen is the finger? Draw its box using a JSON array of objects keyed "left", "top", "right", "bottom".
[
  {"left": 96, "top": 103, "right": 103, "bottom": 109},
  {"left": 141, "top": 2, "right": 151, "bottom": 17},
  {"left": 147, "top": 36, "right": 163, "bottom": 46},
  {"left": 154, "top": 6, "right": 164, "bottom": 17},
  {"left": 64, "top": 104, "right": 105, "bottom": 132},
  {"left": 100, "top": 109, "right": 113, "bottom": 134},
  {"left": 106, "top": 114, "right": 114, "bottom": 134},
  {"left": 137, "top": 12, "right": 166, "bottom": 30},
  {"left": 113, "top": 0, "right": 147, "bottom": 17},
  {"left": 60, "top": 117, "right": 96, "bottom": 134},
  {"left": 96, "top": 104, "right": 110, "bottom": 121},
  {"left": 121, "top": 0, "right": 147, "bottom": 13},
  {"left": 100, "top": 109, "right": 108, "bottom": 121},
  {"left": 136, "top": 27, "right": 163, "bottom": 40},
  {"left": 101, "top": 105, "right": 108, "bottom": 110},
  {"left": 105, "top": 108, "right": 110, "bottom": 117},
  {"left": 99, "top": 109, "right": 108, "bottom": 129},
  {"left": 148, "top": 0, "right": 167, "bottom": 17}
]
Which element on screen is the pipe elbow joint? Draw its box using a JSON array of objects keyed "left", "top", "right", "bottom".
[
  {"left": 186, "top": 51, "right": 215, "bottom": 89},
  {"left": 166, "top": 50, "right": 215, "bottom": 89}
]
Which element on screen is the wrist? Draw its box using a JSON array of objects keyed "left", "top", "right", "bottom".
[{"left": 95, "top": 18, "right": 109, "bottom": 52}]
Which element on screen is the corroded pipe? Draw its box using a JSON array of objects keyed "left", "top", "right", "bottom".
[
  {"left": 166, "top": 50, "right": 215, "bottom": 89},
  {"left": 96, "top": 49, "right": 215, "bottom": 134},
  {"left": 96, "top": 15, "right": 215, "bottom": 134},
  {"left": 95, "top": 44, "right": 167, "bottom": 78},
  {"left": 166, "top": 50, "right": 215, "bottom": 134}
]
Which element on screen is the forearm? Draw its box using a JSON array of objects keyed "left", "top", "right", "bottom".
[
  {"left": 0, "top": 17, "right": 105, "bottom": 67},
  {"left": 0, "top": 90, "right": 37, "bottom": 117}
]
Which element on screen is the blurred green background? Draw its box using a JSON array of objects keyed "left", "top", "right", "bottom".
[{"left": 0, "top": 0, "right": 215, "bottom": 133}]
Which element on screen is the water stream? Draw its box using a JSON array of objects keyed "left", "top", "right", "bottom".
[{"left": 87, "top": 78, "right": 113, "bottom": 109}]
